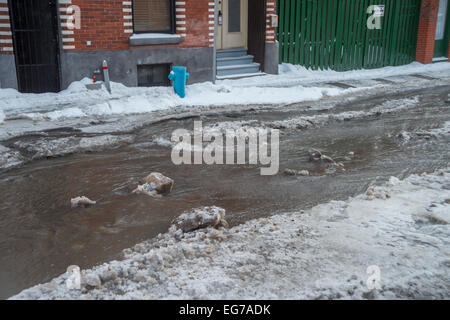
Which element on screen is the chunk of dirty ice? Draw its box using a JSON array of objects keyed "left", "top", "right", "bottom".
[
  {"left": 171, "top": 206, "right": 229, "bottom": 233},
  {"left": 134, "top": 172, "right": 174, "bottom": 196},
  {"left": 71, "top": 196, "right": 96, "bottom": 208}
]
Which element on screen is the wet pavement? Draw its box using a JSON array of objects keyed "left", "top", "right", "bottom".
[{"left": 0, "top": 83, "right": 449, "bottom": 299}]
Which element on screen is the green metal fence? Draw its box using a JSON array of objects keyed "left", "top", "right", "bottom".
[{"left": 277, "top": 0, "right": 421, "bottom": 70}]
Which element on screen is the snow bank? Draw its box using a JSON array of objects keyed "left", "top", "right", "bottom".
[
  {"left": 267, "top": 97, "right": 420, "bottom": 129},
  {"left": 12, "top": 134, "right": 135, "bottom": 160},
  {"left": 171, "top": 206, "right": 229, "bottom": 234},
  {"left": 0, "top": 145, "right": 24, "bottom": 170},
  {"left": 425, "top": 121, "right": 450, "bottom": 137},
  {"left": 397, "top": 120, "right": 450, "bottom": 144},
  {"left": 280, "top": 61, "right": 450, "bottom": 80},
  {"left": 1, "top": 61, "right": 448, "bottom": 124},
  {"left": 11, "top": 168, "right": 450, "bottom": 300},
  {"left": 225, "top": 61, "right": 450, "bottom": 88},
  {"left": 0, "top": 109, "right": 4, "bottom": 124},
  {"left": 5, "top": 83, "right": 355, "bottom": 122}
]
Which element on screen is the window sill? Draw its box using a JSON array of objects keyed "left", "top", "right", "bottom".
[{"left": 129, "top": 33, "right": 182, "bottom": 46}]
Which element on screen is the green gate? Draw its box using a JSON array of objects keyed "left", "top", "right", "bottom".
[{"left": 277, "top": 0, "right": 421, "bottom": 71}]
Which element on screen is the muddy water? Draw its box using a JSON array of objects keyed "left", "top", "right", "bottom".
[{"left": 0, "top": 85, "right": 449, "bottom": 298}]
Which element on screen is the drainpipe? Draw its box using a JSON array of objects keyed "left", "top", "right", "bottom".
[{"left": 212, "top": 0, "right": 218, "bottom": 84}]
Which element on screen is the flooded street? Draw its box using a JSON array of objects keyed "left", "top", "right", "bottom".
[{"left": 0, "top": 84, "right": 449, "bottom": 299}]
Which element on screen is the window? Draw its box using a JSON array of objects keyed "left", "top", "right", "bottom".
[
  {"left": 133, "top": 0, "right": 175, "bottom": 33},
  {"left": 228, "top": 0, "right": 241, "bottom": 32},
  {"left": 137, "top": 64, "right": 171, "bottom": 87}
]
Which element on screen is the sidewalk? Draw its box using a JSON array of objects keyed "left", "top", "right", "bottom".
[{"left": 226, "top": 61, "right": 450, "bottom": 88}]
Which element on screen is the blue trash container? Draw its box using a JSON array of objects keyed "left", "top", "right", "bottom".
[{"left": 169, "top": 66, "right": 190, "bottom": 98}]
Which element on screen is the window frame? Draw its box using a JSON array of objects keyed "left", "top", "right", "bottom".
[{"left": 132, "top": 0, "right": 176, "bottom": 34}]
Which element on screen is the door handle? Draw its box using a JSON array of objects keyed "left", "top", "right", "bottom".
[{"left": 218, "top": 10, "right": 223, "bottom": 26}]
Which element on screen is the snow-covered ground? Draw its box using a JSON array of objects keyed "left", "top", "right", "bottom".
[
  {"left": 0, "top": 77, "right": 358, "bottom": 122},
  {"left": 11, "top": 168, "right": 450, "bottom": 300},
  {"left": 0, "top": 61, "right": 448, "bottom": 147},
  {"left": 233, "top": 61, "right": 450, "bottom": 87},
  {"left": 1, "top": 61, "right": 449, "bottom": 123}
]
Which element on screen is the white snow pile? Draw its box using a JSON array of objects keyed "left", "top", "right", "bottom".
[
  {"left": 11, "top": 168, "right": 450, "bottom": 300},
  {"left": 148, "top": 120, "right": 266, "bottom": 151},
  {"left": 426, "top": 121, "right": 450, "bottom": 137},
  {"left": 0, "top": 145, "right": 24, "bottom": 170},
  {"left": 227, "top": 61, "right": 450, "bottom": 88},
  {"left": 0, "top": 61, "right": 446, "bottom": 138},
  {"left": 267, "top": 97, "right": 419, "bottom": 130},
  {"left": 12, "top": 134, "right": 135, "bottom": 160},
  {"left": 0, "top": 77, "right": 361, "bottom": 123},
  {"left": 416, "top": 121, "right": 450, "bottom": 138},
  {"left": 0, "top": 61, "right": 448, "bottom": 124},
  {"left": 397, "top": 121, "right": 450, "bottom": 144},
  {"left": 0, "top": 109, "right": 5, "bottom": 124},
  {"left": 202, "top": 120, "right": 260, "bottom": 134},
  {"left": 171, "top": 206, "right": 229, "bottom": 234}
]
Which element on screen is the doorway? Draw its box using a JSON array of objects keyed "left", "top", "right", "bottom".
[
  {"left": 434, "top": 0, "right": 449, "bottom": 58},
  {"left": 8, "top": 0, "right": 61, "bottom": 93},
  {"left": 217, "top": 0, "right": 248, "bottom": 50}
]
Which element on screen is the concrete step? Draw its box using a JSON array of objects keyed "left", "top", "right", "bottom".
[
  {"left": 217, "top": 55, "right": 255, "bottom": 67},
  {"left": 216, "top": 47, "right": 248, "bottom": 59},
  {"left": 216, "top": 72, "right": 266, "bottom": 80},
  {"left": 217, "top": 62, "right": 261, "bottom": 77}
]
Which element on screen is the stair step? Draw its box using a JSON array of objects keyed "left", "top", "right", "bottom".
[
  {"left": 216, "top": 72, "right": 266, "bottom": 80},
  {"left": 217, "top": 62, "right": 261, "bottom": 77},
  {"left": 217, "top": 55, "right": 254, "bottom": 67},
  {"left": 216, "top": 47, "right": 248, "bottom": 58}
]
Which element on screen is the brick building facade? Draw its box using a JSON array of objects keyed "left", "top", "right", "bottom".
[
  {"left": 416, "top": 0, "right": 449, "bottom": 63},
  {"left": 0, "top": 0, "right": 279, "bottom": 92},
  {"left": 0, "top": 0, "right": 448, "bottom": 93}
]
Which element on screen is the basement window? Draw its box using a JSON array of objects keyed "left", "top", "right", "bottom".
[
  {"left": 137, "top": 64, "right": 171, "bottom": 87},
  {"left": 133, "top": 0, "right": 175, "bottom": 34}
]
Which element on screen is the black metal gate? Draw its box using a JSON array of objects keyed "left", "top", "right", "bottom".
[
  {"left": 248, "top": 0, "right": 266, "bottom": 71},
  {"left": 8, "top": 0, "right": 60, "bottom": 93}
]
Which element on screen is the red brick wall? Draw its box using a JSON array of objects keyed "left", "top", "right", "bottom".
[
  {"left": 0, "top": 0, "right": 13, "bottom": 54},
  {"left": 60, "top": 0, "right": 129, "bottom": 51},
  {"left": 182, "top": 0, "right": 211, "bottom": 48},
  {"left": 416, "top": 0, "right": 440, "bottom": 63},
  {"left": 59, "top": 0, "right": 212, "bottom": 52},
  {"left": 1, "top": 0, "right": 276, "bottom": 54}
]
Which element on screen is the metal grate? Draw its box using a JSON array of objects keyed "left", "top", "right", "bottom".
[
  {"left": 137, "top": 64, "right": 171, "bottom": 87},
  {"left": 9, "top": 0, "right": 60, "bottom": 93}
]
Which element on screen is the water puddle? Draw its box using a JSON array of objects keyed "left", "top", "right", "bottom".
[{"left": 0, "top": 85, "right": 448, "bottom": 298}]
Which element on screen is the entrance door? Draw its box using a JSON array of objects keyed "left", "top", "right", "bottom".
[
  {"left": 247, "top": 0, "right": 266, "bottom": 69},
  {"left": 434, "top": 0, "right": 449, "bottom": 58},
  {"left": 8, "top": 0, "right": 60, "bottom": 93},
  {"left": 217, "top": 0, "right": 248, "bottom": 50}
]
